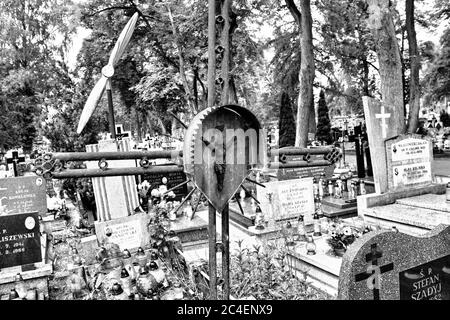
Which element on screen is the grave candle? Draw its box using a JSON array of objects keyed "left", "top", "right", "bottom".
[
  {"left": 318, "top": 177, "right": 324, "bottom": 199},
  {"left": 255, "top": 205, "right": 265, "bottom": 230},
  {"left": 110, "top": 282, "right": 129, "bottom": 300},
  {"left": 120, "top": 267, "right": 133, "bottom": 297},
  {"left": 239, "top": 188, "right": 246, "bottom": 204},
  {"left": 359, "top": 179, "right": 366, "bottom": 195},
  {"left": 313, "top": 177, "right": 319, "bottom": 197},
  {"left": 297, "top": 214, "right": 307, "bottom": 241},
  {"left": 313, "top": 210, "right": 322, "bottom": 237},
  {"left": 135, "top": 247, "right": 148, "bottom": 267},
  {"left": 14, "top": 274, "right": 27, "bottom": 299},
  {"left": 335, "top": 179, "right": 342, "bottom": 198},
  {"left": 328, "top": 180, "right": 334, "bottom": 197},
  {"left": 9, "top": 288, "right": 20, "bottom": 300},
  {"left": 306, "top": 235, "right": 316, "bottom": 255},
  {"left": 284, "top": 221, "right": 295, "bottom": 246},
  {"left": 148, "top": 261, "right": 169, "bottom": 288}
]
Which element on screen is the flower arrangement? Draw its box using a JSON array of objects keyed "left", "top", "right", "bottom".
[{"left": 326, "top": 225, "right": 356, "bottom": 251}]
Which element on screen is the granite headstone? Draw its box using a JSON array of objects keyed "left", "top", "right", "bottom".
[
  {"left": 0, "top": 212, "right": 42, "bottom": 269},
  {"left": 0, "top": 176, "right": 47, "bottom": 216},
  {"left": 385, "top": 134, "right": 433, "bottom": 191},
  {"left": 139, "top": 170, "right": 188, "bottom": 201},
  {"left": 338, "top": 224, "right": 450, "bottom": 300}
]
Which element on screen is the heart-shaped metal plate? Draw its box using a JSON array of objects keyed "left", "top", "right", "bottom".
[{"left": 183, "top": 105, "right": 266, "bottom": 213}]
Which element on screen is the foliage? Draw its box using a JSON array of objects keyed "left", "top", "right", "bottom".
[
  {"left": 0, "top": 0, "right": 78, "bottom": 152},
  {"left": 230, "top": 240, "right": 329, "bottom": 300},
  {"left": 278, "top": 92, "right": 296, "bottom": 147},
  {"left": 422, "top": 28, "right": 450, "bottom": 104},
  {"left": 316, "top": 90, "right": 332, "bottom": 144}
]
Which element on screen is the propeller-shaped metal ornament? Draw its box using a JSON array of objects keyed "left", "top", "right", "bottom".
[{"left": 77, "top": 12, "right": 139, "bottom": 134}]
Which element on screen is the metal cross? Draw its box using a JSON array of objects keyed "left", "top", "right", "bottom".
[
  {"left": 354, "top": 243, "right": 394, "bottom": 300},
  {"left": 6, "top": 151, "right": 25, "bottom": 177},
  {"left": 375, "top": 106, "right": 391, "bottom": 138}
]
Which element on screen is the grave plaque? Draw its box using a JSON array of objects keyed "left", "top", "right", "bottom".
[
  {"left": 399, "top": 254, "right": 450, "bottom": 300},
  {"left": 256, "top": 177, "right": 315, "bottom": 225},
  {"left": 0, "top": 176, "right": 47, "bottom": 216},
  {"left": 139, "top": 169, "right": 188, "bottom": 201},
  {"left": 95, "top": 213, "right": 151, "bottom": 252},
  {"left": 0, "top": 212, "right": 42, "bottom": 269},
  {"left": 277, "top": 154, "right": 335, "bottom": 181},
  {"left": 338, "top": 224, "right": 450, "bottom": 300},
  {"left": 385, "top": 134, "right": 433, "bottom": 190}
]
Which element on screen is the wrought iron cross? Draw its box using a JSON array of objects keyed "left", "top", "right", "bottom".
[{"left": 354, "top": 243, "right": 394, "bottom": 300}]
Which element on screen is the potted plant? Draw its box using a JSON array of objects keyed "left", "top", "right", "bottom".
[{"left": 326, "top": 226, "right": 356, "bottom": 257}]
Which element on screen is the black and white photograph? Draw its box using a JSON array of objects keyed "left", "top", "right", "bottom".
[{"left": 0, "top": 0, "right": 450, "bottom": 310}]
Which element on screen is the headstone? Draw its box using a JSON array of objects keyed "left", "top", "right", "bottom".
[
  {"left": 94, "top": 213, "right": 151, "bottom": 252},
  {"left": 363, "top": 97, "right": 403, "bottom": 193},
  {"left": 86, "top": 139, "right": 139, "bottom": 221},
  {"left": 338, "top": 224, "right": 450, "bottom": 300},
  {"left": 385, "top": 134, "right": 433, "bottom": 191},
  {"left": 139, "top": 170, "right": 188, "bottom": 201},
  {"left": 0, "top": 176, "right": 47, "bottom": 216},
  {"left": 256, "top": 177, "right": 315, "bottom": 225},
  {"left": 0, "top": 212, "right": 42, "bottom": 269},
  {"left": 277, "top": 154, "right": 335, "bottom": 181}
]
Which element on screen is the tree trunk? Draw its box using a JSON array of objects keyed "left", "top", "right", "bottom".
[
  {"left": 406, "top": 0, "right": 421, "bottom": 133},
  {"left": 167, "top": 5, "right": 197, "bottom": 116},
  {"left": 295, "top": 0, "right": 315, "bottom": 147},
  {"left": 366, "top": 0, "right": 405, "bottom": 134}
]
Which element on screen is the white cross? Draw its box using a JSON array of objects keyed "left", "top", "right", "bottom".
[{"left": 375, "top": 106, "right": 391, "bottom": 138}]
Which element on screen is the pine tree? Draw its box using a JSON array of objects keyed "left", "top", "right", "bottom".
[
  {"left": 278, "top": 92, "right": 296, "bottom": 147},
  {"left": 316, "top": 90, "right": 332, "bottom": 145},
  {"left": 440, "top": 110, "right": 450, "bottom": 128}
]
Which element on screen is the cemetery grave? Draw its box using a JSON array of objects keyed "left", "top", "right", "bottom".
[{"left": 2, "top": 0, "right": 450, "bottom": 304}]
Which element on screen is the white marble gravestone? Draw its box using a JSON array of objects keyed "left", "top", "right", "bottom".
[
  {"left": 256, "top": 177, "right": 315, "bottom": 225},
  {"left": 385, "top": 134, "right": 434, "bottom": 191},
  {"left": 363, "top": 97, "right": 405, "bottom": 194}
]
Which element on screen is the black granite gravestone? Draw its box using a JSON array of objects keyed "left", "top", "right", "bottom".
[
  {"left": 0, "top": 212, "right": 42, "bottom": 269},
  {"left": 139, "top": 169, "right": 188, "bottom": 201}
]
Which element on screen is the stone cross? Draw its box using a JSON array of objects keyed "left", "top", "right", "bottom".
[
  {"left": 375, "top": 106, "right": 391, "bottom": 139},
  {"left": 6, "top": 151, "right": 25, "bottom": 177},
  {"left": 362, "top": 97, "right": 403, "bottom": 193},
  {"left": 354, "top": 243, "right": 394, "bottom": 300}
]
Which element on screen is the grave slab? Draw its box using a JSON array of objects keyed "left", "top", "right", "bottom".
[
  {"left": 338, "top": 224, "right": 450, "bottom": 300},
  {"left": 360, "top": 203, "right": 450, "bottom": 231},
  {"left": 396, "top": 194, "right": 450, "bottom": 213},
  {"left": 322, "top": 204, "right": 358, "bottom": 219},
  {"left": 357, "top": 183, "right": 446, "bottom": 211},
  {"left": 169, "top": 215, "right": 209, "bottom": 246},
  {"left": 287, "top": 237, "right": 342, "bottom": 297}
]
